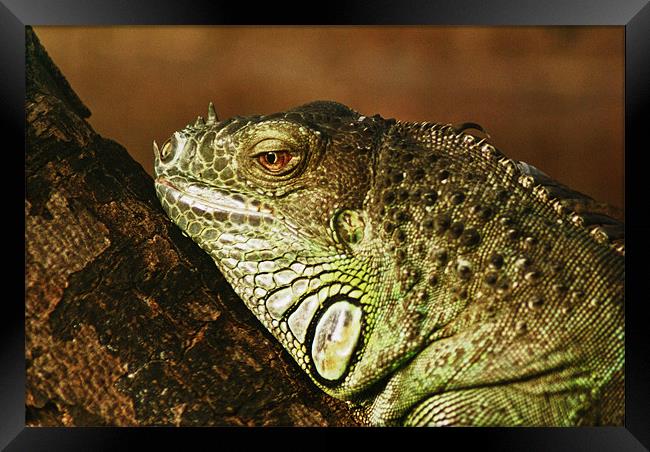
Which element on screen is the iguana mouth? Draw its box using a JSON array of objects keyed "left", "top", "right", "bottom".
[{"left": 155, "top": 177, "right": 274, "bottom": 220}]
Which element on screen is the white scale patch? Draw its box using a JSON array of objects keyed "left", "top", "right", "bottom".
[
  {"left": 264, "top": 278, "right": 311, "bottom": 320},
  {"left": 255, "top": 273, "right": 275, "bottom": 290},
  {"left": 274, "top": 269, "right": 297, "bottom": 286},
  {"left": 266, "top": 287, "right": 294, "bottom": 319},
  {"left": 288, "top": 294, "right": 320, "bottom": 342},
  {"left": 311, "top": 301, "right": 362, "bottom": 381}
]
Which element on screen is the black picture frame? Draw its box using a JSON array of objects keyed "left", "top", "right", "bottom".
[{"left": 5, "top": 0, "right": 649, "bottom": 449}]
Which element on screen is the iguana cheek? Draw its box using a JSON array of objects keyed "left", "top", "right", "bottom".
[{"left": 311, "top": 301, "right": 362, "bottom": 381}]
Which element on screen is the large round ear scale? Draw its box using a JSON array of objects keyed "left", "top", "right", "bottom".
[{"left": 207, "top": 101, "right": 219, "bottom": 124}]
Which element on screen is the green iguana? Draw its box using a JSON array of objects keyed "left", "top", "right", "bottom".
[{"left": 153, "top": 101, "right": 624, "bottom": 426}]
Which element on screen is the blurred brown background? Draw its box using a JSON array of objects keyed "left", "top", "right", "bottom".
[{"left": 33, "top": 26, "right": 624, "bottom": 211}]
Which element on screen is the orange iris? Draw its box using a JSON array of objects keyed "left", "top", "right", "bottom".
[{"left": 259, "top": 151, "right": 292, "bottom": 172}]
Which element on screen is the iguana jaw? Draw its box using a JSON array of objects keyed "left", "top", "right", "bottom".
[
  {"left": 155, "top": 176, "right": 274, "bottom": 220},
  {"left": 157, "top": 170, "right": 376, "bottom": 388}
]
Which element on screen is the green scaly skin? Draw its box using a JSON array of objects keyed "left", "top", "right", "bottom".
[{"left": 153, "top": 101, "right": 624, "bottom": 426}]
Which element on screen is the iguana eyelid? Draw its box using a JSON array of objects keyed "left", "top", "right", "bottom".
[
  {"left": 239, "top": 120, "right": 304, "bottom": 145},
  {"left": 249, "top": 139, "right": 298, "bottom": 158}
]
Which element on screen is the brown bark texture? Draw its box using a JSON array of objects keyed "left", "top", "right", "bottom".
[{"left": 25, "top": 26, "right": 359, "bottom": 427}]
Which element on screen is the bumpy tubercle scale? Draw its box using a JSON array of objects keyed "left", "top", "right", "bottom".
[{"left": 154, "top": 101, "right": 624, "bottom": 426}]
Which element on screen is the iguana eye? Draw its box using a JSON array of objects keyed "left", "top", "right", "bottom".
[
  {"left": 258, "top": 150, "right": 293, "bottom": 172},
  {"left": 245, "top": 135, "right": 306, "bottom": 180}
]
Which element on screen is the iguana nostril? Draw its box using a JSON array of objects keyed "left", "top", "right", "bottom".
[
  {"left": 160, "top": 132, "right": 190, "bottom": 162},
  {"left": 160, "top": 139, "right": 174, "bottom": 162}
]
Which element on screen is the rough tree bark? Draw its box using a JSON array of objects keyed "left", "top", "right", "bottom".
[{"left": 25, "top": 27, "right": 359, "bottom": 427}]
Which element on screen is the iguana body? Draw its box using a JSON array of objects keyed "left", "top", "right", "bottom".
[{"left": 153, "top": 101, "right": 624, "bottom": 426}]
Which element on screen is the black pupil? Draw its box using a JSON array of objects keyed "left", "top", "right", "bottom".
[{"left": 266, "top": 152, "right": 278, "bottom": 164}]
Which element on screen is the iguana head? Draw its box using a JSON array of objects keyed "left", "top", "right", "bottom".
[{"left": 154, "top": 101, "right": 392, "bottom": 387}]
